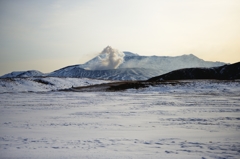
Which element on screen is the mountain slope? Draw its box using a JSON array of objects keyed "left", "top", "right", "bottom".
[
  {"left": 80, "top": 52, "right": 225, "bottom": 73},
  {"left": 48, "top": 65, "right": 162, "bottom": 80},
  {"left": 78, "top": 51, "right": 139, "bottom": 70},
  {"left": 1, "top": 70, "right": 44, "bottom": 78},
  {"left": 119, "top": 54, "right": 225, "bottom": 73},
  {"left": 148, "top": 62, "right": 240, "bottom": 81}
]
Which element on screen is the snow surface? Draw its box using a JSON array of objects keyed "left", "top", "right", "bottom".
[
  {"left": 0, "top": 77, "right": 111, "bottom": 93},
  {"left": 0, "top": 80, "right": 240, "bottom": 159}
]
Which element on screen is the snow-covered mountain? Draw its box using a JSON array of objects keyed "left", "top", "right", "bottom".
[
  {"left": 78, "top": 49, "right": 139, "bottom": 70},
  {"left": 46, "top": 53, "right": 225, "bottom": 80},
  {"left": 1, "top": 70, "right": 44, "bottom": 78},
  {"left": 1, "top": 46, "right": 226, "bottom": 80},
  {"left": 79, "top": 47, "right": 225, "bottom": 72},
  {"left": 118, "top": 54, "right": 225, "bottom": 72}
]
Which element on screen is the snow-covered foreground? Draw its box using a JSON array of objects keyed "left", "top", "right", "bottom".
[{"left": 0, "top": 81, "right": 240, "bottom": 159}]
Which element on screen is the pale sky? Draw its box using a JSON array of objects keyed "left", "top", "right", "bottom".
[{"left": 0, "top": 0, "right": 240, "bottom": 75}]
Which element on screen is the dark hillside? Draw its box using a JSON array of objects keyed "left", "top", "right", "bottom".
[{"left": 148, "top": 62, "right": 240, "bottom": 81}]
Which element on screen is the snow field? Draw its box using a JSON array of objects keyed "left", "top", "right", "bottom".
[{"left": 0, "top": 82, "right": 240, "bottom": 158}]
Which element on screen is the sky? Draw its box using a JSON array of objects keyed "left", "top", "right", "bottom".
[{"left": 0, "top": 0, "right": 240, "bottom": 75}]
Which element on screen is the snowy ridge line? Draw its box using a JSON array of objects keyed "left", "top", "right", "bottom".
[
  {"left": 0, "top": 70, "right": 44, "bottom": 78},
  {"left": 0, "top": 77, "right": 112, "bottom": 93}
]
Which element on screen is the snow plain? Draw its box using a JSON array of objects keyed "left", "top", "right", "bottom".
[{"left": 0, "top": 79, "right": 240, "bottom": 159}]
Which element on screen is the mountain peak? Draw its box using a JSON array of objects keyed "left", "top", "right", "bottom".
[
  {"left": 183, "top": 53, "right": 197, "bottom": 57},
  {"left": 189, "top": 54, "right": 198, "bottom": 58},
  {"left": 181, "top": 54, "right": 201, "bottom": 60}
]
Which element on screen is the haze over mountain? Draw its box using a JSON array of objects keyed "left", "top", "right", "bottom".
[{"left": 1, "top": 46, "right": 226, "bottom": 80}]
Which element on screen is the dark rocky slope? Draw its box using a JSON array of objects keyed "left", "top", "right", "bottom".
[{"left": 148, "top": 62, "right": 240, "bottom": 81}]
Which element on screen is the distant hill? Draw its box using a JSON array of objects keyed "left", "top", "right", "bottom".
[
  {"left": 148, "top": 62, "right": 240, "bottom": 81},
  {"left": 1, "top": 70, "right": 44, "bottom": 78}
]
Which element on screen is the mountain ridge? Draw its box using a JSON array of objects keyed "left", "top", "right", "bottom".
[{"left": 1, "top": 70, "right": 44, "bottom": 78}]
